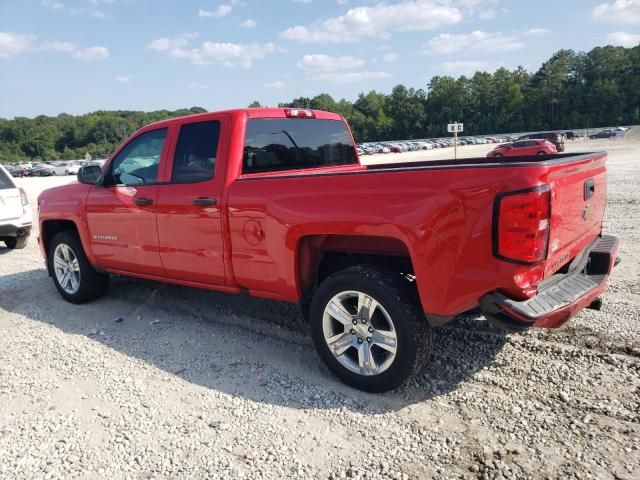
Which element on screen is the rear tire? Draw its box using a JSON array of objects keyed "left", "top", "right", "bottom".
[
  {"left": 309, "top": 265, "right": 432, "bottom": 392},
  {"left": 495, "top": 153, "right": 503, "bottom": 157},
  {"left": 537, "top": 151, "right": 546, "bottom": 156},
  {"left": 4, "top": 236, "right": 29, "bottom": 249},
  {"left": 48, "top": 230, "right": 109, "bottom": 304}
]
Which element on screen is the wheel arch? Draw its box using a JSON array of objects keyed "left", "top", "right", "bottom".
[
  {"left": 41, "top": 219, "right": 95, "bottom": 274},
  {"left": 295, "top": 234, "right": 415, "bottom": 319}
]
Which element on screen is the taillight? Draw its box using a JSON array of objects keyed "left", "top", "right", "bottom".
[
  {"left": 284, "top": 108, "right": 315, "bottom": 119},
  {"left": 494, "top": 186, "right": 551, "bottom": 264},
  {"left": 19, "top": 187, "right": 28, "bottom": 206}
]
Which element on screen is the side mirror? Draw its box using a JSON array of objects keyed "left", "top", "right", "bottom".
[{"left": 77, "top": 165, "right": 102, "bottom": 185}]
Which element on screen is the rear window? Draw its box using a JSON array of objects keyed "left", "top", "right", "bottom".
[
  {"left": 243, "top": 118, "right": 356, "bottom": 174},
  {"left": 0, "top": 167, "right": 15, "bottom": 189}
]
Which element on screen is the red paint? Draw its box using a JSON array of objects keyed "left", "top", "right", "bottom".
[{"left": 37, "top": 108, "right": 616, "bottom": 329}]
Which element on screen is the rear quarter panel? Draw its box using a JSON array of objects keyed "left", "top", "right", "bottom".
[{"left": 226, "top": 161, "right": 573, "bottom": 316}]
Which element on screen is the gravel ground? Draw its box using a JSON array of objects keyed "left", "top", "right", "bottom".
[{"left": 1, "top": 135, "right": 639, "bottom": 480}]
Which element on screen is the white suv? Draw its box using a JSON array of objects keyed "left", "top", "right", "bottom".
[{"left": 0, "top": 164, "right": 32, "bottom": 249}]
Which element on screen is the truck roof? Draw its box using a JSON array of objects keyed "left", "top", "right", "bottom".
[{"left": 144, "top": 108, "right": 345, "bottom": 129}]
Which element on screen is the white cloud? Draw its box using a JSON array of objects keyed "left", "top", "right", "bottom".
[
  {"left": 199, "top": 4, "right": 232, "bottom": 18},
  {"left": 115, "top": 74, "right": 133, "bottom": 83},
  {"left": 606, "top": 30, "right": 640, "bottom": 46},
  {"left": 593, "top": 0, "right": 640, "bottom": 26},
  {"left": 297, "top": 53, "right": 365, "bottom": 71},
  {"left": 442, "top": 60, "right": 491, "bottom": 75},
  {"left": 314, "top": 71, "right": 390, "bottom": 83},
  {"left": 479, "top": 9, "right": 497, "bottom": 20},
  {"left": 0, "top": 32, "right": 109, "bottom": 61},
  {"left": 72, "top": 46, "right": 109, "bottom": 61},
  {"left": 281, "top": 0, "right": 462, "bottom": 43},
  {"left": 423, "top": 31, "right": 523, "bottom": 54},
  {"left": 523, "top": 27, "right": 548, "bottom": 36},
  {"left": 0, "top": 32, "right": 36, "bottom": 58},
  {"left": 42, "top": 0, "right": 65, "bottom": 10},
  {"left": 264, "top": 80, "right": 286, "bottom": 89},
  {"left": 241, "top": 19, "right": 257, "bottom": 28},
  {"left": 39, "top": 41, "right": 76, "bottom": 52},
  {"left": 146, "top": 33, "right": 198, "bottom": 51},
  {"left": 187, "top": 82, "right": 208, "bottom": 90},
  {"left": 148, "top": 35, "right": 283, "bottom": 68},
  {"left": 382, "top": 52, "right": 398, "bottom": 62}
]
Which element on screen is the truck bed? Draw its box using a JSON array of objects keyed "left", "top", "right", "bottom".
[
  {"left": 364, "top": 151, "right": 605, "bottom": 171},
  {"left": 227, "top": 151, "right": 608, "bottom": 318}
]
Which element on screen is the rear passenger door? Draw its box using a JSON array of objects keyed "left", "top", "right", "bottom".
[{"left": 155, "top": 115, "right": 229, "bottom": 285}]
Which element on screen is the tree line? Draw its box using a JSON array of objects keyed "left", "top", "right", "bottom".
[{"left": 1, "top": 45, "right": 638, "bottom": 162}]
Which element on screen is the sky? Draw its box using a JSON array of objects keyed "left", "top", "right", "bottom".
[{"left": 0, "top": 0, "right": 639, "bottom": 119}]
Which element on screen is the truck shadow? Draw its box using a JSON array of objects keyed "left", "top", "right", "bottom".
[{"left": 0, "top": 267, "right": 508, "bottom": 413}]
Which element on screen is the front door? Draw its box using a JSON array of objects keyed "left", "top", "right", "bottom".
[
  {"left": 86, "top": 128, "right": 168, "bottom": 276},
  {"left": 155, "top": 117, "right": 228, "bottom": 285}
]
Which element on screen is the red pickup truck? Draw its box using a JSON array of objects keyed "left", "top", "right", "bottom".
[{"left": 37, "top": 108, "right": 619, "bottom": 392}]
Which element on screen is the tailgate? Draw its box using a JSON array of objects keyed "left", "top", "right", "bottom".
[
  {"left": 545, "top": 154, "right": 607, "bottom": 277},
  {"left": 0, "top": 188, "right": 23, "bottom": 221},
  {"left": 0, "top": 168, "right": 23, "bottom": 221}
]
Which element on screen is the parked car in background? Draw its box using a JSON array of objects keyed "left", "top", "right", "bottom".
[
  {"left": 31, "top": 163, "right": 56, "bottom": 176},
  {"left": 383, "top": 143, "right": 403, "bottom": 153},
  {"left": 589, "top": 129, "right": 623, "bottom": 139},
  {"left": 518, "top": 132, "right": 565, "bottom": 152},
  {"left": 89, "top": 159, "right": 108, "bottom": 168},
  {"left": 5, "top": 164, "right": 29, "bottom": 177},
  {"left": 487, "top": 139, "right": 557, "bottom": 157},
  {"left": 54, "top": 162, "right": 82, "bottom": 176},
  {"left": 0, "top": 164, "right": 32, "bottom": 249}
]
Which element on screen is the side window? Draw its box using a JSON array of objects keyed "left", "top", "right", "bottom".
[
  {"left": 109, "top": 128, "right": 167, "bottom": 185},
  {"left": 513, "top": 141, "right": 526, "bottom": 148},
  {"left": 243, "top": 118, "right": 356, "bottom": 174},
  {"left": 172, "top": 121, "right": 220, "bottom": 183}
]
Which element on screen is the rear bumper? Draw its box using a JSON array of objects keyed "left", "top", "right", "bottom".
[
  {"left": 0, "top": 210, "right": 33, "bottom": 239},
  {"left": 480, "top": 235, "right": 619, "bottom": 331},
  {"left": 0, "top": 222, "right": 32, "bottom": 238}
]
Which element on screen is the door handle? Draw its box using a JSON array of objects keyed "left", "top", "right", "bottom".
[
  {"left": 192, "top": 197, "right": 217, "bottom": 206},
  {"left": 134, "top": 197, "right": 153, "bottom": 206}
]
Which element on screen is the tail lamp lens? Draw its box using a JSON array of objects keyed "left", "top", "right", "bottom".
[
  {"left": 496, "top": 187, "right": 550, "bottom": 264},
  {"left": 19, "top": 187, "right": 28, "bottom": 206}
]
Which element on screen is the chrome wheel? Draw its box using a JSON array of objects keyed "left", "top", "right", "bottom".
[
  {"left": 53, "top": 243, "right": 81, "bottom": 294},
  {"left": 322, "top": 290, "right": 398, "bottom": 376}
]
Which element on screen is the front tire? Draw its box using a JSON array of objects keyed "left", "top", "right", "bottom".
[
  {"left": 48, "top": 230, "right": 109, "bottom": 304},
  {"left": 309, "top": 265, "right": 432, "bottom": 392}
]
